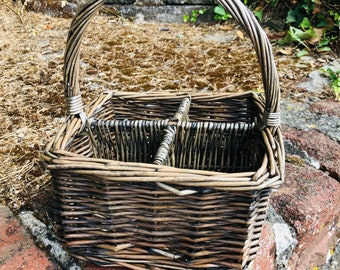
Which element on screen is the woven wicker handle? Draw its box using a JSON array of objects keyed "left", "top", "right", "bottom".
[{"left": 63, "top": 0, "right": 280, "bottom": 129}]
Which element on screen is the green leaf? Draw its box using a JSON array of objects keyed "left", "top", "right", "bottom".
[
  {"left": 296, "top": 49, "right": 309, "bottom": 57},
  {"left": 199, "top": 9, "right": 206, "bottom": 15},
  {"left": 319, "top": 39, "right": 330, "bottom": 47},
  {"left": 299, "top": 17, "right": 311, "bottom": 31},
  {"left": 192, "top": 10, "right": 198, "bottom": 17},
  {"left": 254, "top": 10, "right": 263, "bottom": 22},
  {"left": 319, "top": 46, "right": 331, "bottom": 52},
  {"left": 286, "top": 10, "right": 297, "bottom": 24},
  {"left": 278, "top": 26, "right": 314, "bottom": 48},
  {"left": 214, "top": 5, "right": 226, "bottom": 16}
]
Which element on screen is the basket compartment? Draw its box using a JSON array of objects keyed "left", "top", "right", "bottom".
[
  {"left": 89, "top": 119, "right": 169, "bottom": 163},
  {"left": 162, "top": 122, "right": 264, "bottom": 173},
  {"left": 82, "top": 94, "right": 263, "bottom": 173}
]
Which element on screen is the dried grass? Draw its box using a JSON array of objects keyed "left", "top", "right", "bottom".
[{"left": 0, "top": 0, "right": 328, "bottom": 210}]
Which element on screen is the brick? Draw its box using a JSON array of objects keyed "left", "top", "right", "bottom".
[
  {"left": 0, "top": 205, "right": 57, "bottom": 270},
  {"left": 283, "top": 126, "right": 340, "bottom": 180},
  {"left": 289, "top": 218, "right": 339, "bottom": 270},
  {"left": 309, "top": 99, "right": 340, "bottom": 117},
  {"left": 270, "top": 164, "right": 340, "bottom": 268},
  {"left": 252, "top": 222, "right": 276, "bottom": 270}
]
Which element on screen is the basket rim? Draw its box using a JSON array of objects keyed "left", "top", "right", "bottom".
[{"left": 44, "top": 147, "right": 283, "bottom": 191}]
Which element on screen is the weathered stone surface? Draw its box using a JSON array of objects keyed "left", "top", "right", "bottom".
[
  {"left": 270, "top": 163, "right": 340, "bottom": 269},
  {"left": 108, "top": 0, "right": 136, "bottom": 4},
  {"left": 26, "top": 0, "right": 216, "bottom": 21},
  {"left": 309, "top": 98, "right": 340, "bottom": 117},
  {"left": 280, "top": 100, "right": 340, "bottom": 142},
  {"left": 266, "top": 205, "right": 298, "bottom": 269},
  {"left": 295, "top": 70, "right": 331, "bottom": 94},
  {"left": 289, "top": 219, "right": 339, "bottom": 270},
  {"left": 165, "top": 0, "right": 213, "bottom": 4},
  {"left": 293, "top": 58, "right": 340, "bottom": 96},
  {"left": 135, "top": 0, "right": 164, "bottom": 6},
  {"left": 0, "top": 206, "right": 57, "bottom": 270},
  {"left": 324, "top": 239, "right": 340, "bottom": 270},
  {"left": 26, "top": 0, "right": 79, "bottom": 18},
  {"left": 282, "top": 126, "right": 340, "bottom": 180},
  {"left": 116, "top": 5, "right": 214, "bottom": 23},
  {"left": 252, "top": 222, "right": 276, "bottom": 270},
  {"left": 18, "top": 211, "right": 81, "bottom": 270}
]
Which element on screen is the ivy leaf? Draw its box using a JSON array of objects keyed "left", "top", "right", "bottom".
[
  {"left": 286, "top": 9, "right": 297, "bottom": 24},
  {"left": 254, "top": 10, "right": 263, "bottom": 22},
  {"left": 296, "top": 49, "right": 309, "bottom": 57},
  {"left": 214, "top": 5, "right": 226, "bottom": 16},
  {"left": 278, "top": 26, "right": 315, "bottom": 48},
  {"left": 299, "top": 17, "right": 311, "bottom": 31}
]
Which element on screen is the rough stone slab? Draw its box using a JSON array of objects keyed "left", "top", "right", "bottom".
[
  {"left": 294, "top": 58, "right": 340, "bottom": 95},
  {"left": 107, "top": 0, "right": 136, "bottom": 4},
  {"left": 324, "top": 239, "right": 340, "bottom": 270},
  {"left": 106, "top": 0, "right": 214, "bottom": 4},
  {"left": 309, "top": 98, "right": 340, "bottom": 117},
  {"left": 282, "top": 126, "right": 340, "bottom": 180},
  {"left": 18, "top": 211, "right": 81, "bottom": 270},
  {"left": 280, "top": 100, "right": 340, "bottom": 142},
  {"left": 0, "top": 205, "right": 57, "bottom": 270},
  {"left": 266, "top": 205, "right": 297, "bottom": 269},
  {"left": 164, "top": 0, "right": 213, "bottom": 4},
  {"left": 270, "top": 163, "right": 340, "bottom": 268},
  {"left": 289, "top": 218, "right": 339, "bottom": 270},
  {"left": 252, "top": 222, "right": 276, "bottom": 270},
  {"left": 115, "top": 5, "right": 214, "bottom": 23}
]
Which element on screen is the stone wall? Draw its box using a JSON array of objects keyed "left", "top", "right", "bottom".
[
  {"left": 106, "top": 0, "right": 216, "bottom": 22},
  {"left": 26, "top": 0, "right": 216, "bottom": 21}
]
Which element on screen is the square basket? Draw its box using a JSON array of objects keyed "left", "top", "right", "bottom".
[{"left": 42, "top": 0, "right": 285, "bottom": 269}]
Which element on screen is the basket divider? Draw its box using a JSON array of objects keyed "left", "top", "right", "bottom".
[{"left": 153, "top": 96, "right": 191, "bottom": 166}]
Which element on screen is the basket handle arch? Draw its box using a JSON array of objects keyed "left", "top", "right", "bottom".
[{"left": 63, "top": 0, "right": 280, "bottom": 130}]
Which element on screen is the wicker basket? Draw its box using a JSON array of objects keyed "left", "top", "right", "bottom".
[{"left": 42, "top": 0, "right": 284, "bottom": 269}]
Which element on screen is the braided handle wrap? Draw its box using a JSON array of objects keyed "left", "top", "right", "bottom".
[{"left": 63, "top": 0, "right": 280, "bottom": 129}]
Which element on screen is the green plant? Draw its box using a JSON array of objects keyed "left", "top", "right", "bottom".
[
  {"left": 320, "top": 67, "right": 340, "bottom": 101},
  {"left": 213, "top": 4, "right": 232, "bottom": 21},
  {"left": 183, "top": 8, "right": 206, "bottom": 23},
  {"left": 278, "top": 16, "right": 317, "bottom": 55},
  {"left": 277, "top": 0, "right": 339, "bottom": 53},
  {"left": 213, "top": 1, "right": 263, "bottom": 22},
  {"left": 211, "top": 0, "right": 339, "bottom": 53},
  {"left": 254, "top": 9, "right": 263, "bottom": 22}
]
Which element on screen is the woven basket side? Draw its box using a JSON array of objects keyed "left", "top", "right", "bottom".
[
  {"left": 87, "top": 93, "right": 255, "bottom": 123},
  {"left": 51, "top": 173, "right": 266, "bottom": 269}
]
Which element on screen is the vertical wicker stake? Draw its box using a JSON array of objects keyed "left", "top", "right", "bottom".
[{"left": 42, "top": 0, "right": 284, "bottom": 269}]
